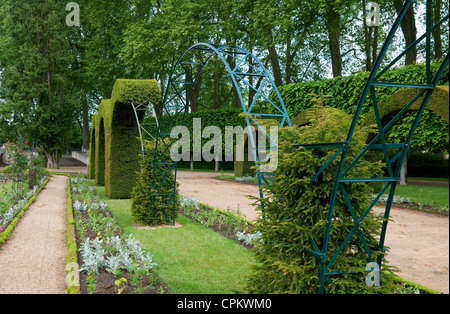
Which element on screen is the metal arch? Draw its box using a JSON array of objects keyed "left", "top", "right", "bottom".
[
  {"left": 150, "top": 42, "right": 292, "bottom": 225},
  {"left": 296, "top": 0, "right": 449, "bottom": 293}
]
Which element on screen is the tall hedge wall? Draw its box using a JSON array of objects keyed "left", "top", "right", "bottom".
[
  {"left": 95, "top": 100, "right": 111, "bottom": 187},
  {"left": 270, "top": 61, "right": 449, "bottom": 119},
  {"left": 142, "top": 62, "right": 448, "bottom": 156},
  {"left": 105, "top": 79, "right": 161, "bottom": 199},
  {"left": 142, "top": 107, "right": 249, "bottom": 159},
  {"left": 91, "top": 79, "right": 161, "bottom": 198}
]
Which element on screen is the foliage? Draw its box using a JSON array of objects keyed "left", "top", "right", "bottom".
[
  {"left": 179, "top": 195, "right": 257, "bottom": 245},
  {"left": 131, "top": 140, "right": 179, "bottom": 226},
  {"left": 271, "top": 62, "right": 449, "bottom": 154},
  {"left": 2, "top": 141, "right": 48, "bottom": 198},
  {"left": 90, "top": 79, "right": 161, "bottom": 198},
  {"left": 385, "top": 110, "right": 449, "bottom": 154},
  {"left": 271, "top": 61, "right": 449, "bottom": 119},
  {"left": 142, "top": 107, "right": 248, "bottom": 149},
  {"left": 0, "top": 176, "right": 49, "bottom": 244},
  {"left": 0, "top": 0, "right": 82, "bottom": 166},
  {"left": 394, "top": 282, "right": 420, "bottom": 294},
  {"left": 70, "top": 175, "right": 161, "bottom": 294},
  {"left": 245, "top": 106, "right": 397, "bottom": 294}
]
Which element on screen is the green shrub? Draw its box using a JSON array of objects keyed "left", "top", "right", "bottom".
[
  {"left": 245, "top": 106, "right": 396, "bottom": 294},
  {"left": 131, "top": 139, "right": 179, "bottom": 226}
]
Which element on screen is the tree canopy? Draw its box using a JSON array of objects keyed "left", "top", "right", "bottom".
[{"left": 1, "top": 0, "right": 448, "bottom": 166}]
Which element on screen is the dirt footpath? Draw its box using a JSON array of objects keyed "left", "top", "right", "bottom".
[
  {"left": 0, "top": 175, "right": 68, "bottom": 294},
  {"left": 177, "top": 171, "right": 449, "bottom": 294},
  {"left": 178, "top": 171, "right": 261, "bottom": 221},
  {"left": 373, "top": 206, "right": 449, "bottom": 294}
]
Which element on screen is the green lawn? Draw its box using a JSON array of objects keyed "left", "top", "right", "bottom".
[
  {"left": 394, "top": 184, "right": 449, "bottom": 208},
  {"left": 92, "top": 184, "right": 255, "bottom": 294}
]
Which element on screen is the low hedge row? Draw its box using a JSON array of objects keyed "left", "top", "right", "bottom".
[{"left": 65, "top": 174, "right": 80, "bottom": 294}]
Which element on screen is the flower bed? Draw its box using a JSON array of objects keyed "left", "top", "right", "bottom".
[
  {"left": 179, "top": 195, "right": 262, "bottom": 249},
  {"left": 0, "top": 176, "right": 50, "bottom": 245},
  {"left": 69, "top": 176, "right": 169, "bottom": 294}
]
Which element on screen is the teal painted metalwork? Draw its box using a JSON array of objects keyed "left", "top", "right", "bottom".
[
  {"left": 297, "top": 0, "right": 449, "bottom": 293},
  {"left": 150, "top": 42, "right": 292, "bottom": 225}
]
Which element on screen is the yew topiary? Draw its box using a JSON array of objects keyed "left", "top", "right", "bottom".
[
  {"left": 131, "top": 139, "right": 179, "bottom": 226},
  {"left": 245, "top": 106, "right": 397, "bottom": 294}
]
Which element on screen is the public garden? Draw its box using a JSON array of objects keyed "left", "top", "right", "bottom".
[{"left": 0, "top": 0, "right": 448, "bottom": 297}]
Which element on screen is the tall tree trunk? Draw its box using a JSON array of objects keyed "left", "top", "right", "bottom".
[
  {"left": 432, "top": 0, "right": 443, "bottom": 60},
  {"left": 393, "top": 0, "right": 417, "bottom": 65},
  {"left": 286, "top": 29, "right": 293, "bottom": 85},
  {"left": 44, "top": 150, "right": 58, "bottom": 169},
  {"left": 328, "top": 29, "right": 343, "bottom": 77},
  {"left": 400, "top": 154, "right": 408, "bottom": 185},
  {"left": 189, "top": 73, "right": 202, "bottom": 113},
  {"left": 185, "top": 69, "right": 202, "bottom": 113},
  {"left": 372, "top": 26, "right": 379, "bottom": 66},
  {"left": 363, "top": 0, "right": 372, "bottom": 71},
  {"left": 326, "top": 10, "right": 342, "bottom": 77},
  {"left": 268, "top": 43, "right": 283, "bottom": 87}
]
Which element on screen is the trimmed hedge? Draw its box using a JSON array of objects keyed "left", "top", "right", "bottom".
[
  {"left": 270, "top": 61, "right": 449, "bottom": 119},
  {"left": 65, "top": 175, "right": 80, "bottom": 294},
  {"left": 95, "top": 101, "right": 109, "bottom": 187},
  {"left": 142, "top": 107, "right": 248, "bottom": 149},
  {"left": 140, "top": 62, "right": 448, "bottom": 174},
  {"left": 91, "top": 79, "right": 161, "bottom": 199},
  {"left": 361, "top": 85, "right": 449, "bottom": 126}
]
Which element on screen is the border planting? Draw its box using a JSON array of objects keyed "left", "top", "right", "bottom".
[
  {"left": 179, "top": 195, "right": 261, "bottom": 249},
  {"left": 68, "top": 175, "right": 168, "bottom": 294},
  {"left": 0, "top": 176, "right": 50, "bottom": 246}
]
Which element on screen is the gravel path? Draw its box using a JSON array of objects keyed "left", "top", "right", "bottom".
[{"left": 0, "top": 175, "right": 68, "bottom": 294}]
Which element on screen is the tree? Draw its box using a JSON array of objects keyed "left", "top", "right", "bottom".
[
  {"left": 246, "top": 107, "right": 393, "bottom": 294},
  {"left": 0, "top": 0, "right": 81, "bottom": 168},
  {"left": 393, "top": 0, "right": 417, "bottom": 65},
  {"left": 431, "top": 0, "right": 443, "bottom": 59}
]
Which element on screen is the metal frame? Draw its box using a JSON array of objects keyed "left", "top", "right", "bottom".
[
  {"left": 131, "top": 102, "right": 159, "bottom": 159},
  {"left": 298, "top": 0, "right": 449, "bottom": 293},
  {"left": 150, "top": 42, "right": 291, "bottom": 225}
]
